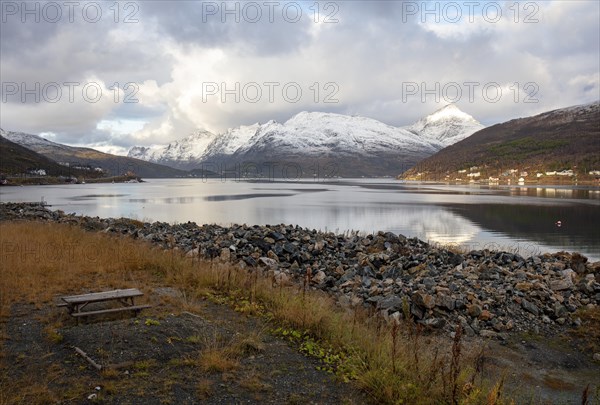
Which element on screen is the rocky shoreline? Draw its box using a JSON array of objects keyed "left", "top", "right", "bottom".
[{"left": 2, "top": 202, "right": 599, "bottom": 340}]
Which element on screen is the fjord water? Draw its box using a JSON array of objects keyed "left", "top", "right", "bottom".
[{"left": 2, "top": 179, "right": 599, "bottom": 261}]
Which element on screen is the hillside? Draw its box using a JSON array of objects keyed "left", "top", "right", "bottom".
[
  {"left": 1, "top": 130, "right": 187, "bottom": 178},
  {"left": 0, "top": 136, "right": 95, "bottom": 178},
  {"left": 401, "top": 102, "right": 600, "bottom": 182}
]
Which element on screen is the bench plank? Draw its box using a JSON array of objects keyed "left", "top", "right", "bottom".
[
  {"left": 62, "top": 288, "right": 143, "bottom": 304},
  {"left": 71, "top": 305, "right": 152, "bottom": 318}
]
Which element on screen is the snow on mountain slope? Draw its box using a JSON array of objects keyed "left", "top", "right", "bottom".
[
  {"left": 1, "top": 128, "right": 66, "bottom": 150},
  {"left": 202, "top": 123, "right": 264, "bottom": 159},
  {"left": 127, "top": 130, "right": 216, "bottom": 169},
  {"left": 234, "top": 111, "right": 440, "bottom": 157},
  {"left": 407, "top": 104, "right": 484, "bottom": 147},
  {"left": 128, "top": 145, "right": 162, "bottom": 160}
]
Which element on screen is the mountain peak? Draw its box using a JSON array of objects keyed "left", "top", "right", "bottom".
[
  {"left": 424, "top": 104, "right": 479, "bottom": 124},
  {"left": 183, "top": 129, "right": 216, "bottom": 141},
  {"left": 409, "top": 105, "right": 484, "bottom": 146}
]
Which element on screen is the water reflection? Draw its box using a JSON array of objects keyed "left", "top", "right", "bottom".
[
  {"left": 68, "top": 194, "right": 129, "bottom": 201},
  {"left": 1, "top": 179, "right": 598, "bottom": 260},
  {"left": 406, "top": 210, "right": 480, "bottom": 245},
  {"left": 204, "top": 193, "right": 295, "bottom": 201},
  {"left": 445, "top": 203, "right": 600, "bottom": 258},
  {"left": 164, "top": 197, "right": 201, "bottom": 204}
]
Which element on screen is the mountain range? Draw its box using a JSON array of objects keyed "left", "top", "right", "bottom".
[
  {"left": 128, "top": 105, "right": 484, "bottom": 177},
  {"left": 401, "top": 101, "right": 600, "bottom": 181},
  {"left": 8, "top": 102, "right": 596, "bottom": 182}
]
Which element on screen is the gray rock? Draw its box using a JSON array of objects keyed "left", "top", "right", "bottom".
[
  {"left": 479, "top": 330, "right": 498, "bottom": 338},
  {"left": 467, "top": 304, "right": 482, "bottom": 318},
  {"left": 378, "top": 295, "right": 402, "bottom": 312},
  {"left": 521, "top": 299, "right": 539, "bottom": 316},
  {"left": 412, "top": 291, "right": 435, "bottom": 309},
  {"left": 549, "top": 277, "right": 573, "bottom": 291},
  {"left": 435, "top": 294, "right": 455, "bottom": 311},
  {"left": 258, "top": 257, "right": 278, "bottom": 268},
  {"left": 423, "top": 318, "right": 445, "bottom": 329}
]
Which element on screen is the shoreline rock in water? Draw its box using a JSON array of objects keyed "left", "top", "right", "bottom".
[{"left": 2, "top": 202, "right": 599, "bottom": 339}]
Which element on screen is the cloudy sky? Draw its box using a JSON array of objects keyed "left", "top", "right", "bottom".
[{"left": 1, "top": 0, "right": 598, "bottom": 155}]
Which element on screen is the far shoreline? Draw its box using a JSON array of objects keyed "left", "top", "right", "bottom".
[{"left": 2, "top": 176, "right": 600, "bottom": 189}]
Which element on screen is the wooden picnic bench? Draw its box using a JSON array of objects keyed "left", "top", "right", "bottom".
[{"left": 59, "top": 288, "right": 151, "bottom": 323}]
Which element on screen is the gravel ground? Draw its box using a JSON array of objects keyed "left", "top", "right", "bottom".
[{"left": 4, "top": 297, "right": 368, "bottom": 404}]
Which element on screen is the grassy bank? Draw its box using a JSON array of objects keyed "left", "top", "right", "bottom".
[{"left": 1, "top": 221, "right": 512, "bottom": 404}]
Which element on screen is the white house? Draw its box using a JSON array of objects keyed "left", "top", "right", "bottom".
[{"left": 557, "top": 170, "right": 574, "bottom": 176}]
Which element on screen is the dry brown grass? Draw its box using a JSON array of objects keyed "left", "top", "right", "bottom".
[
  {"left": 239, "top": 372, "right": 272, "bottom": 392},
  {"left": 0, "top": 221, "right": 507, "bottom": 404},
  {"left": 198, "top": 348, "right": 240, "bottom": 373},
  {"left": 196, "top": 378, "right": 214, "bottom": 399},
  {"left": 570, "top": 306, "right": 600, "bottom": 353},
  {"left": 195, "top": 331, "right": 265, "bottom": 374},
  {"left": 0, "top": 221, "right": 159, "bottom": 316}
]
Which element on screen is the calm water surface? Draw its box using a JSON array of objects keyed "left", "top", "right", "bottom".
[{"left": 2, "top": 179, "right": 599, "bottom": 261}]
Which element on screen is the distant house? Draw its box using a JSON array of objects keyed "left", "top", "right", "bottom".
[
  {"left": 509, "top": 169, "right": 518, "bottom": 174},
  {"left": 458, "top": 169, "right": 467, "bottom": 173},
  {"left": 557, "top": 170, "right": 574, "bottom": 176},
  {"left": 28, "top": 169, "right": 47, "bottom": 176},
  {"left": 520, "top": 171, "right": 528, "bottom": 177},
  {"left": 467, "top": 172, "right": 481, "bottom": 178},
  {"left": 589, "top": 170, "right": 600, "bottom": 175},
  {"left": 545, "top": 171, "right": 557, "bottom": 176},
  {"left": 536, "top": 173, "right": 544, "bottom": 178}
]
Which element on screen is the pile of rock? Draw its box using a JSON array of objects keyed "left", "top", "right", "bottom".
[{"left": 2, "top": 202, "right": 599, "bottom": 338}]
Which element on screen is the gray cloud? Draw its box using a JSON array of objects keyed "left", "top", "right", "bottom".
[{"left": 0, "top": 0, "right": 598, "bottom": 151}]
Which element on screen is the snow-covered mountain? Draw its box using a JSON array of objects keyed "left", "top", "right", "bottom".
[
  {"left": 221, "top": 112, "right": 445, "bottom": 176},
  {"left": 127, "top": 130, "right": 217, "bottom": 170},
  {"left": 223, "top": 111, "right": 440, "bottom": 156},
  {"left": 127, "top": 105, "right": 485, "bottom": 176},
  {"left": 202, "top": 123, "right": 265, "bottom": 160},
  {"left": 407, "top": 104, "right": 484, "bottom": 147}
]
